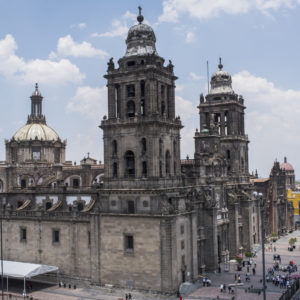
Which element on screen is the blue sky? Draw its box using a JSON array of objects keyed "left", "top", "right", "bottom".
[{"left": 0, "top": 0, "right": 299, "bottom": 178}]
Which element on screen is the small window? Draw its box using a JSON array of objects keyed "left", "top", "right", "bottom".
[
  {"left": 111, "top": 200, "right": 117, "bottom": 207},
  {"left": 17, "top": 201, "right": 23, "bottom": 208},
  {"left": 159, "top": 161, "right": 163, "bottom": 177},
  {"left": 161, "top": 101, "right": 166, "bottom": 115},
  {"left": 165, "top": 150, "right": 171, "bottom": 175},
  {"left": 73, "top": 178, "right": 79, "bottom": 188},
  {"left": 113, "top": 162, "right": 118, "bottom": 178},
  {"left": 140, "top": 81, "right": 145, "bottom": 97},
  {"left": 21, "top": 179, "right": 26, "bottom": 189},
  {"left": 88, "top": 231, "right": 91, "bottom": 247},
  {"left": 125, "top": 151, "right": 135, "bottom": 177},
  {"left": 54, "top": 148, "right": 60, "bottom": 163},
  {"left": 142, "top": 161, "right": 147, "bottom": 178},
  {"left": 20, "top": 228, "right": 27, "bottom": 242},
  {"left": 125, "top": 235, "right": 134, "bottom": 251},
  {"left": 143, "top": 200, "right": 149, "bottom": 208},
  {"left": 127, "top": 61, "right": 135, "bottom": 67},
  {"left": 141, "top": 138, "right": 147, "bottom": 154},
  {"left": 53, "top": 229, "right": 60, "bottom": 244},
  {"left": 181, "top": 255, "right": 185, "bottom": 266},
  {"left": 127, "top": 101, "right": 136, "bottom": 118},
  {"left": 127, "top": 200, "right": 135, "bottom": 214},
  {"left": 112, "top": 140, "right": 118, "bottom": 156},
  {"left": 127, "top": 85, "right": 135, "bottom": 97},
  {"left": 226, "top": 150, "right": 231, "bottom": 159},
  {"left": 180, "top": 224, "right": 184, "bottom": 235},
  {"left": 181, "top": 240, "right": 185, "bottom": 250}
]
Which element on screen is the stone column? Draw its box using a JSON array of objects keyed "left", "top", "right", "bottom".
[{"left": 90, "top": 214, "right": 101, "bottom": 284}]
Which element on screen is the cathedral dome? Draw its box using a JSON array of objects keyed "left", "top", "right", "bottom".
[
  {"left": 13, "top": 123, "right": 60, "bottom": 142},
  {"left": 209, "top": 59, "right": 234, "bottom": 95},
  {"left": 125, "top": 7, "right": 157, "bottom": 57},
  {"left": 280, "top": 157, "right": 294, "bottom": 171}
]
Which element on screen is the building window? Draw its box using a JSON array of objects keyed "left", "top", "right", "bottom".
[
  {"left": 113, "top": 162, "right": 118, "bottom": 178},
  {"left": 165, "top": 150, "right": 171, "bottom": 175},
  {"left": 88, "top": 231, "right": 91, "bottom": 247},
  {"left": 127, "top": 200, "right": 135, "bottom": 214},
  {"left": 181, "top": 240, "right": 185, "bottom": 250},
  {"left": 111, "top": 200, "right": 117, "bottom": 207},
  {"left": 112, "top": 140, "right": 118, "bottom": 156},
  {"left": 72, "top": 178, "right": 79, "bottom": 188},
  {"left": 140, "top": 81, "right": 145, "bottom": 97},
  {"left": 20, "top": 227, "right": 27, "bottom": 242},
  {"left": 54, "top": 148, "right": 60, "bottom": 163},
  {"left": 141, "top": 138, "right": 147, "bottom": 154},
  {"left": 142, "top": 161, "right": 147, "bottom": 178},
  {"left": 32, "top": 146, "right": 41, "bottom": 161},
  {"left": 159, "top": 139, "right": 163, "bottom": 156},
  {"left": 21, "top": 179, "right": 26, "bottom": 189},
  {"left": 125, "top": 234, "right": 134, "bottom": 251},
  {"left": 181, "top": 255, "right": 185, "bottom": 266},
  {"left": 17, "top": 201, "right": 23, "bottom": 208},
  {"left": 12, "top": 148, "right": 18, "bottom": 163},
  {"left": 180, "top": 224, "right": 184, "bottom": 235},
  {"left": 127, "top": 84, "right": 135, "bottom": 97},
  {"left": 161, "top": 101, "right": 166, "bottom": 115},
  {"left": 143, "top": 200, "right": 149, "bottom": 208},
  {"left": 125, "top": 151, "right": 135, "bottom": 177},
  {"left": 159, "top": 161, "right": 163, "bottom": 177},
  {"left": 127, "top": 100, "right": 136, "bottom": 118},
  {"left": 226, "top": 150, "right": 231, "bottom": 160},
  {"left": 52, "top": 229, "right": 60, "bottom": 244}
]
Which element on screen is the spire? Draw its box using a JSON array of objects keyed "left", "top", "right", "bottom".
[
  {"left": 284, "top": 157, "right": 287, "bottom": 163},
  {"left": 28, "top": 83, "right": 46, "bottom": 124},
  {"left": 218, "top": 57, "right": 223, "bottom": 70},
  {"left": 137, "top": 6, "right": 144, "bottom": 24}
]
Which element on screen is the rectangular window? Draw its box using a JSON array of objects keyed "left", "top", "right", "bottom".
[
  {"left": 180, "top": 224, "right": 184, "bottom": 235},
  {"left": 127, "top": 201, "right": 135, "bottom": 214},
  {"left": 73, "top": 178, "right": 79, "bottom": 188},
  {"left": 20, "top": 227, "right": 27, "bottom": 242},
  {"left": 125, "top": 235, "right": 134, "bottom": 251},
  {"left": 181, "top": 240, "right": 185, "bottom": 250},
  {"left": 88, "top": 231, "right": 91, "bottom": 247},
  {"left": 126, "top": 85, "right": 135, "bottom": 97},
  {"left": 52, "top": 229, "right": 60, "bottom": 244},
  {"left": 32, "top": 146, "right": 41, "bottom": 161},
  {"left": 54, "top": 148, "right": 60, "bottom": 163}
]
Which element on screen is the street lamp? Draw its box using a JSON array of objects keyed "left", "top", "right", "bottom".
[{"left": 254, "top": 191, "right": 266, "bottom": 300}]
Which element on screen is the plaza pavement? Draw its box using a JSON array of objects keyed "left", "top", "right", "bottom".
[{"left": 5, "top": 230, "right": 300, "bottom": 300}]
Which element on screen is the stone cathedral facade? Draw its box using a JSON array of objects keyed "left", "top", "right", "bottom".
[{"left": 0, "top": 9, "right": 284, "bottom": 293}]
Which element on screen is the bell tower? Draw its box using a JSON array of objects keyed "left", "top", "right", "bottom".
[
  {"left": 196, "top": 59, "right": 249, "bottom": 182},
  {"left": 100, "top": 8, "right": 182, "bottom": 188}
]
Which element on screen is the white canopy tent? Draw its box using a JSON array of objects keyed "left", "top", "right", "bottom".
[{"left": 0, "top": 260, "right": 59, "bottom": 296}]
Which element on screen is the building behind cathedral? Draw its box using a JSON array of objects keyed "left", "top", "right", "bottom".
[{"left": 0, "top": 9, "right": 292, "bottom": 293}]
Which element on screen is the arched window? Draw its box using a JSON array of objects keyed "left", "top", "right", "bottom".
[
  {"left": 127, "top": 101, "right": 135, "bottom": 118},
  {"left": 45, "top": 202, "right": 52, "bottom": 210},
  {"left": 77, "top": 202, "right": 84, "bottom": 211},
  {"left": 165, "top": 150, "right": 171, "bottom": 175},
  {"left": 226, "top": 150, "right": 231, "bottom": 160},
  {"left": 112, "top": 140, "right": 118, "bottom": 156},
  {"left": 142, "top": 161, "right": 147, "bottom": 177},
  {"left": 113, "top": 162, "right": 118, "bottom": 178},
  {"left": 241, "top": 158, "right": 244, "bottom": 172},
  {"left": 141, "top": 138, "right": 147, "bottom": 154},
  {"left": 125, "top": 151, "right": 135, "bottom": 177},
  {"left": 161, "top": 101, "right": 166, "bottom": 115}
]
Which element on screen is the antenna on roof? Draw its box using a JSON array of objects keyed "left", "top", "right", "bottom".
[{"left": 206, "top": 61, "right": 210, "bottom": 94}]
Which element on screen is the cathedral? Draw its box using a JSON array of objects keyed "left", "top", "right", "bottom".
[{"left": 0, "top": 8, "right": 288, "bottom": 293}]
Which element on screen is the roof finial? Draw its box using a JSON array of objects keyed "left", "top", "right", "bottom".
[
  {"left": 218, "top": 57, "right": 223, "bottom": 70},
  {"left": 137, "top": 6, "right": 144, "bottom": 24},
  {"left": 35, "top": 83, "right": 38, "bottom": 91}
]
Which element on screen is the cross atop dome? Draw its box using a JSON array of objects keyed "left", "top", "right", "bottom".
[
  {"left": 137, "top": 6, "right": 144, "bottom": 24},
  {"left": 218, "top": 57, "right": 223, "bottom": 70}
]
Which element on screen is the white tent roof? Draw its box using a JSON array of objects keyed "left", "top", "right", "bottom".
[{"left": 0, "top": 260, "right": 58, "bottom": 278}]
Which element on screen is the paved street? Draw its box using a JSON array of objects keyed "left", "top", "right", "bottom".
[{"left": 4, "top": 230, "right": 300, "bottom": 300}]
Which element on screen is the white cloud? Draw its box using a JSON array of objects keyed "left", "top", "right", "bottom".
[
  {"left": 185, "top": 31, "right": 196, "bottom": 43},
  {"left": 158, "top": 0, "right": 299, "bottom": 22},
  {"left": 189, "top": 72, "right": 203, "bottom": 80},
  {"left": 70, "top": 23, "right": 87, "bottom": 29},
  {"left": 67, "top": 86, "right": 107, "bottom": 121},
  {"left": 92, "top": 10, "right": 136, "bottom": 38},
  {"left": 0, "top": 34, "right": 84, "bottom": 85},
  {"left": 50, "top": 35, "right": 108, "bottom": 59},
  {"left": 232, "top": 70, "right": 300, "bottom": 176}
]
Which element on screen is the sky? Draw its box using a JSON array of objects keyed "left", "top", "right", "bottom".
[{"left": 0, "top": 0, "right": 299, "bottom": 178}]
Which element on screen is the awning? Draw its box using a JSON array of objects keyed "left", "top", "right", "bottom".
[{"left": 0, "top": 260, "right": 58, "bottom": 279}]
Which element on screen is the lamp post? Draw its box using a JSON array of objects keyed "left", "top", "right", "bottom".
[{"left": 254, "top": 191, "right": 266, "bottom": 300}]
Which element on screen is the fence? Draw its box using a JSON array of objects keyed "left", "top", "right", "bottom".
[{"left": 3, "top": 293, "right": 41, "bottom": 300}]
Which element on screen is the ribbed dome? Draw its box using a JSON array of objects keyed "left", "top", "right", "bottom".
[
  {"left": 13, "top": 123, "right": 60, "bottom": 142},
  {"left": 280, "top": 162, "right": 294, "bottom": 171}
]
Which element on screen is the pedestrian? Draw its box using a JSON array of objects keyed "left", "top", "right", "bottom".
[
  {"left": 220, "top": 284, "right": 223, "bottom": 292},
  {"left": 247, "top": 266, "right": 249, "bottom": 272},
  {"left": 252, "top": 268, "right": 256, "bottom": 275},
  {"left": 128, "top": 293, "right": 132, "bottom": 300},
  {"left": 223, "top": 284, "right": 226, "bottom": 292},
  {"left": 126, "top": 294, "right": 128, "bottom": 300},
  {"left": 238, "top": 275, "right": 241, "bottom": 283},
  {"left": 234, "top": 273, "right": 237, "bottom": 281},
  {"left": 203, "top": 277, "right": 206, "bottom": 286},
  {"left": 254, "top": 262, "right": 256, "bottom": 268}
]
